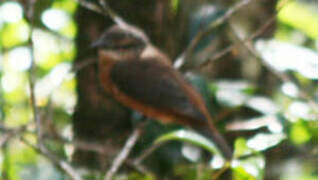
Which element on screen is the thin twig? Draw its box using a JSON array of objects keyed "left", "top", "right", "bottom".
[
  {"left": 21, "top": 138, "right": 82, "bottom": 180},
  {"left": 133, "top": 142, "right": 163, "bottom": 166},
  {"left": 126, "top": 159, "right": 153, "bottom": 176},
  {"left": 174, "top": 0, "right": 255, "bottom": 69},
  {"left": 71, "top": 58, "right": 97, "bottom": 73},
  {"left": 46, "top": 133, "right": 113, "bottom": 154},
  {"left": 76, "top": 0, "right": 126, "bottom": 26},
  {"left": 26, "top": 0, "right": 43, "bottom": 139},
  {"left": 198, "top": 0, "right": 290, "bottom": 69},
  {"left": 104, "top": 122, "right": 146, "bottom": 180},
  {"left": 76, "top": 0, "right": 104, "bottom": 14},
  {"left": 97, "top": 0, "right": 126, "bottom": 25},
  {"left": 197, "top": 11, "right": 277, "bottom": 69},
  {"left": 25, "top": 1, "right": 82, "bottom": 180}
]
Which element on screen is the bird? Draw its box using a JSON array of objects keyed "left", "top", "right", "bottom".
[{"left": 92, "top": 24, "right": 232, "bottom": 160}]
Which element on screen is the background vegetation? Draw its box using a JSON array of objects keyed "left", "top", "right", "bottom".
[{"left": 0, "top": 0, "right": 317, "bottom": 179}]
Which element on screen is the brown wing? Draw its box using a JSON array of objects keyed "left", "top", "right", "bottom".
[
  {"left": 110, "top": 59, "right": 208, "bottom": 125},
  {"left": 109, "top": 59, "right": 233, "bottom": 159}
]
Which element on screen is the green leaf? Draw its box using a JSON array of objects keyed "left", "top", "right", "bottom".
[
  {"left": 53, "top": 0, "right": 78, "bottom": 14},
  {"left": 214, "top": 80, "right": 254, "bottom": 107},
  {"left": 290, "top": 120, "right": 312, "bottom": 145},
  {"left": 256, "top": 39, "right": 318, "bottom": 79},
  {"left": 232, "top": 155, "right": 265, "bottom": 180},
  {"left": 247, "top": 133, "right": 286, "bottom": 151},
  {"left": 0, "top": 20, "right": 29, "bottom": 48},
  {"left": 234, "top": 137, "right": 251, "bottom": 158},
  {"left": 155, "top": 129, "right": 222, "bottom": 156},
  {"left": 233, "top": 166, "right": 256, "bottom": 180},
  {"left": 245, "top": 96, "right": 279, "bottom": 115},
  {"left": 278, "top": 1, "right": 318, "bottom": 39}
]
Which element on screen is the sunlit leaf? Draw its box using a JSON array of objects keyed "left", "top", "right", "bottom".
[
  {"left": 60, "top": 20, "right": 77, "bottom": 39},
  {"left": 247, "top": 133, "right": 286, "bottom": 151},
  {"left": 214, "top": 80, "right": 254, "bottom": 107},
  {"left": 245, "top": 96, "right": 279, "bottom": 115},
  {"left": 41, "top": 8, "right": 77, "bottom": 39},
  {"left": 5, "top": 105, "right": 31, "bottom": 127},
  {"left": 0, "top": 20, "right": 29, "bottom": 48},
  {"left": 7, "top": 140, "right": 37, "bottom": 180},
  {"left": 256, "top": 39, "right": 318, "bottom": 79},
  {"left": 4, "top": 88, "right": 27, "bottom": 104},
  {"left": 42, "top": 9, "right": 70, "bottom": 31},
  {"left": 32, "top": 29, "right": 73, "bottom": 70},
  {"left": 232, "top": 155, "right": 265, "bottom": 180},
  {"left": 53, "top": 0, "right": 78, "bottom": 13},
  {"left": 1, "top": 71, "right": 26, "bottom": 93},
  {"left": 226, "top": 115, "right": 283, "bottom": 133},
  {"left": 233, "top": 137, "right": 252, "bottom": 158},
  {"left": 281, "top": 82, "right": 299, "bottom": 97},
  {"left": 181, "top": 143, "right": 202, "bottom": 162},
  {"left": 7, "top": 47, "right": 32, "bottom": 72},
  {"left": 155, "top": 129, "right": 222, "bottom": 156},
  {"left": 278, "top": 1, "right": 318, "bottom": 39},
  {"left": 290, "top": 121, "right": 311, "bottom": 145},
  {"left": 0, "top": 2, "right": 23, "bottom": 23},
  {"left": 287, "top": 101, "right": 315, "bottom": 120},
  {"left": 233, "top": 166, "right": 256, "bottom": 180}
]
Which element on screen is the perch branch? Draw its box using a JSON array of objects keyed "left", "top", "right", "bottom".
[{"left": 104, "top": 122, "right": 146, "bottom": 180}]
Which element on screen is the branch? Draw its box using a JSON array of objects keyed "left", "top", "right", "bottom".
[
  {"left": 174, "top": 0, "right": 255, "bottom": 69},
  {"left": 71, "top": 58, "right": 97, "bottom": 73},
  {"left": 126, "top": 159, "right": 153, "bottom": 176},
  {"left": 104, "top": 122, "right": 146, "bottom": 180},
  {"left": 76, "top": 0, "right": 127, "bottom": 26},
  {"left": 26, "top": 0, "right": 42, "bottom": 139},
  {"left": 0, "top": 124, "right": 82, "bottom": 180},
  {"left": 133, "top": 143, "right": 163, "bottom": 167},
  {"left": 196, "top": 0, "right": 291, "bottom": 69},
  {"left": 21, "top": 138, "right": 82, "bottom": 180},
  {"left": 197, "top": 11, "right": 277, "bottom": 69},
  {"left": 45, "top": 133, "right": 112, "bottom": 154},
  {"left": 24, "top": 1, "right": 82, "bottom": 180}
]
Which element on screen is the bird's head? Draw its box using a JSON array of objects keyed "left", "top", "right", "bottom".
[{"left": 92, "top": 25, "right": 149, "bottom": 61}]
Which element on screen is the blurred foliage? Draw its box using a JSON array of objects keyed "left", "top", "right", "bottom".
[{"left": 0, "top": 0, "right": 317, "bottom": 180}]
